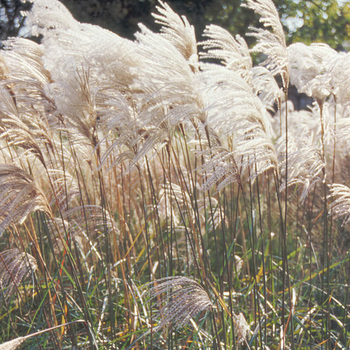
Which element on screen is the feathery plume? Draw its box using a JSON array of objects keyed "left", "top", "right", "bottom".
[
  {"left": 1, "top": 39, "right": 46, "bottom": 93},
  {"left": 0, "top": 248, "right": 38, "bottom": 300},
  {"left": 202, "top": 64, "right": 277, "bottom": 178},
  {"left": 48, "top": 66, "right": 99, "bottom": 144},
  {"left": 198, "top": 146, "right": 240, "bottom": 192},
  {"left": 0, "top": 320, "right": 86, "bottom": 350},
  {"left": 0, "top": 337, "right": 26, "bottom": 350},
  {"left": 133, "top": 1, "right": 204, "bottom": 127},
  {"left": 201, "top": 24, "right": 252, "bottom": 82},
  {"left": 0, "top": 39, "right": 55, "bottom": 164},
  {"left": 234, "top": 312, "right": 250, "bottom": 346},
  {"left": 134, "top": 23, "right": 204, "bottom": 118},
  {"left": 148, "top": 276, "right": 213, "bottom": 332},
  {"left": 49, "top": 204, "right": 119, "bottom": 260},
  {"left": 202, "top": 65, "right": 272, "bottom": 136},
  {"left": 277, "top": 132, "right": 324, "bottom": 203},
  {"left": 0, "top": 84, "right": 46, "bottom": 165},
  {"left": 22, "top": 0, "right": 79, "bottom": 37},
  {"left": 329, "top": 184, "right": 350, "bottom": 226},
  {"left": 63, "top": 205, "right": 119, "bottom": 241},
  {"left": 335, "top": 113, "right": 350, "bottom": 149},
  {"left": 124, "top": 6, "right": 206, "bottom": 168},
  {"left": 22, "top": 0, "right": 138, "bottom": 146},
  {"left": 159, "top": 178, "right": 226, "bottom": 233},
  {"left": 0, "top": 55, "right": 9, "bottom": 79},
  {"left": 328, "top": 51, "right": 350, "bottom": 104},
  {"left": 244, "top": 0, "right": 289, "bottom": 89},
  {"left": 252, "top": 66, "right": 283, "bottom": 110},
  {"left": 1, "top": 38, "right": 52, "bottom": 107},
  {"left": 153, "top": 0, "right": 198, "bottom": 66},
  {"left": 0, "top": 164, "right": 52, "bottom": 235},
  {"left": 47, "top": 169, "right": 80, "bottom": 211},
  {"left": 287, "top": 42, "right": 337, "bottom": 102}
]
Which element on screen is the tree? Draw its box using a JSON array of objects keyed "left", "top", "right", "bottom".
[
  {"left": 285, "top": 0, "right": 350, "bottom": 50},
  {"left": 0, "top": 0, "right": 31, "bottom": 40},
  {"left": 202, "top": 0, "right": 350, "bottom": 50},
  {"left": 59, "top": 0, "right": 214, "bottom": 40}
]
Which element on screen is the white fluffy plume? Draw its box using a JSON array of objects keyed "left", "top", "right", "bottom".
[{"left": 244, "top": 0, "right": 289, "bottom": 89}]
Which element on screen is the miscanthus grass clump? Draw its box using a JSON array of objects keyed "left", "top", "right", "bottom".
[{"left": 0, "top": 0, "right": 349, "bottom": 348}]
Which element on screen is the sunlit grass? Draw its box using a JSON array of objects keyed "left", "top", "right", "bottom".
[{"left": 0, "top": 0, "right": 349, "bottom": 349}]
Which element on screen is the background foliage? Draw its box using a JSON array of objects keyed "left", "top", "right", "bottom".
[{"left": 1, "top": 0, "right": 350, "bottom": 49}]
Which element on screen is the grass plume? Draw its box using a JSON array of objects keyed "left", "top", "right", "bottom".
[{"left": 0, "top": 0, "right": 349, "bottom": 349}]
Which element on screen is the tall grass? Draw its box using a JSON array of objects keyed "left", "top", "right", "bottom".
[{"left": 0, "top": 0, "right": 350, "bottom": 348}]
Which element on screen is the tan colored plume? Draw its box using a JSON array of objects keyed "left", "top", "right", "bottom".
[
  {"left": 0, "top": 164, "right": 52, "bottom": 235},
  {"left": 148, "top": 276, "right": 213, "bottom": 332},
  {"left": 0, "top": 248, "right": 38, "bottom": 300}
]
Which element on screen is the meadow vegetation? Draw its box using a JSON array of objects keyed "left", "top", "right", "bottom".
[{"left": 0, "top": 0, "right": 350, "bottom": 348}]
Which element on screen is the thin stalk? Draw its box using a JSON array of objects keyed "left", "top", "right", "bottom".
[
  {"left": 255, "top": 171, "right": 267, "bottom": 344},
  {"left": 283, "top": 93, "right": 288, "bottom": 349},
  {"left": 318, "top": 99, "right": 330, "bottom": 348},
  {"left": 136, "top": 164, "right": 153, "bottom": 349},
  {"left": 178, "top": 123, "right": 209, "bottom": 280},
  {"left": 248, "top": 171, "right": 262, "bottom": 348}
]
